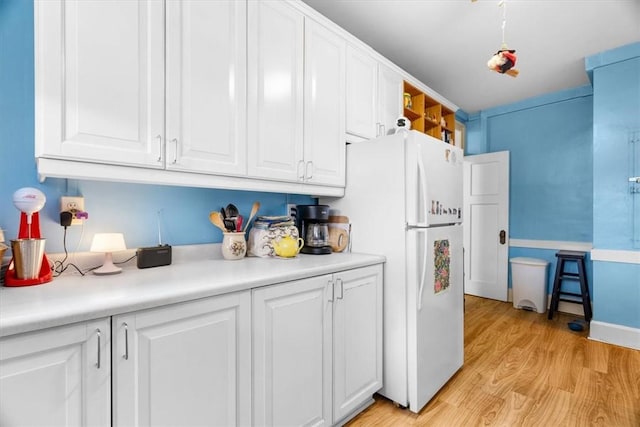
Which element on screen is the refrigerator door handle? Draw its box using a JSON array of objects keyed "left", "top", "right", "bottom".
[
  {"left": 416, "top": 148, "right": 429, "bottom": 227},
  {"left": 417, "top": 229, "right": 428, "bottom": 311}
]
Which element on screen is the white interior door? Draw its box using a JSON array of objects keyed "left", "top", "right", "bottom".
[{"left": 463, "top": 151, "right": 510, "bottom": 301}]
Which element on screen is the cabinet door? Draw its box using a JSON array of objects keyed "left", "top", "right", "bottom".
[
  {"left": 113, "top": 291, "right": 251, "bottom": 427},
  {"left": 0, "top": 319, "right": 111, "bottom": 426},
  {"left": 247, "top": 1, "right": 304, "bottom": 182},
  {"left": 333, "top": 265, "right": 383, "bottom": 423},
  {"left": 253, "top": 275, "right": 333, "bottom": 427},
  {"left": 303, "top": 19, "right": 346, "bottom": 187},
  {"left": 345, "top": 45, "right": 378, "bottom": 140},
  {"left": 35, "top": 0, "right": 164, "bottom": 167},
  {"left": 377, "top": 63, "right": 403, "bottom": 137},
  {"left": 165, "top": 0, "right": 247, "bottom": 175}
]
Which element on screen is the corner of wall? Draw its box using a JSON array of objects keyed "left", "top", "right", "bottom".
[{"left": 585, "top": 42, "right": 640, "bottom": 74}]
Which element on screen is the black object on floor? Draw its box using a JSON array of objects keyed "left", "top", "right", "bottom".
[{"left": 568, "top": 320, "right": 585, "bottom": 331}]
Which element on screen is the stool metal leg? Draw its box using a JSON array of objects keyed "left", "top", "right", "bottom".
[{"left": 577, "top": 258, "right": 592, "bottom": 322}]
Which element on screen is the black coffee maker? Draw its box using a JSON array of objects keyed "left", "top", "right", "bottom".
[{"left": 296, "top": 205, "right": 332, "bottom": 254}]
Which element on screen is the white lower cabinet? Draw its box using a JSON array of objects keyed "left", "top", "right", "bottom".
[
  {"left": 0, "top": 263, "right": 382, "bottom": 426},
  {"left": 332, "top": 266, "right": 384, "bottom": 422},
  {"left": 253, "top": 265, "right": 383, "bottom": 426},
  {"left": 0, "top": 318, "right": 111, "bottom": 426},
  {"left": 253, "top": 274, "right": 333, "bottom": 426},
  {"left": 112, "top": 291, "right": 252, "bottom": 427}
]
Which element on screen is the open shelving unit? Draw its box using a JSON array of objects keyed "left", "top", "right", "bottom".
[{"left": 403, "top": 81, "right": 455, "bottom": 145}]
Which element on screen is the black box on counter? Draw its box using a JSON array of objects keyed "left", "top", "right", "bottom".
[{"left": 137, "top": 245, "right": 172, "bottom": 269}]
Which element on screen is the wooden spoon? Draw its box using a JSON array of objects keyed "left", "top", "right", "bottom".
[
  {"left": 209, "top": 211, "right": 228, "bottom": 232},
  {"left": 243, "top": 201, "right": 261, "bottom": 232}
]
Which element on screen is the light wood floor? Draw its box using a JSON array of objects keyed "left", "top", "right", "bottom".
[{"left": 347, "top": 295, "right": 640, "bottom": 426}]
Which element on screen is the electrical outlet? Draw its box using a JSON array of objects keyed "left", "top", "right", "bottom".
[
  {"left": 286, "top": 204, "right": 297, "bottom": 218},
  {"left": 60, "top": 196, "right": 86, "bottom": 225}
]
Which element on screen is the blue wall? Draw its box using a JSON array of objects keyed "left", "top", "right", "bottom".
[
  {"left": 588, "top": 43, "right": 640, "bottom": 329},
  {"left": 486, "top": 93, "right": 593, "bottom": 243},
  {"left": 465, "top": 42, "right": 640, "bottom": 331},
  {"left": 466, "top": 87, "right": 594, "bottom": 295},
  {"left": 593, "top": 262, "right": 639, "bottom": 328},
  {"left": 0, "top": 0, "right": 312, "bottom": 253},
  {"left": 590, "top": 46, "right": 640, "bottom": 250}
]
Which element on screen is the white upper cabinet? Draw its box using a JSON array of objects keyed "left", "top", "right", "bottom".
[
  {"left": 165, "top": 0, "right": 247, "bottom": 175},
  {"left": 35, "top": 0, "right": 164, "bottom": 166},
  {"left": 345, "top": 45, "right": 403, "bottom": 141},
  {"left": 36, "top": 0, "right": 246, "bottom": 175},
  {"left": 247, "top": 0, "right": 305, "bottom": 182},
  {"left": 248, "top": 2, "right": 346, "bottom": 187},
  {"left": 35, "top": 0, "right": 443, "bottom": 196},
  {"left": 377, "top": 62, "right": 404, "bottom": 137},
  {"left": 346, "top": 45, "right": 378, "bottom": 140},
  {"left": 303, "top": 19, "right": 347, "bottom": 187},
  {"left": 35, "top": 0, "right": 347, "bottom": 196}
]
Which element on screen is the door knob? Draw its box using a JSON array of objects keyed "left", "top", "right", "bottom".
[{"left": 499, "top": 230, "right": 506, "bottom": 245}]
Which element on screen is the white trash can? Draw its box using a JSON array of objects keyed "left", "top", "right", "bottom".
[{"left": 510, "top": 257, "right": 549, "bottom": 314}]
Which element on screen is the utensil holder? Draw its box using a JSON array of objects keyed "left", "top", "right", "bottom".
[{"left": 221, "top": 232, "right": 246, "bottom": 260}]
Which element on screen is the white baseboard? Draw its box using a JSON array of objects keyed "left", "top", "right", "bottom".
[{"left": 589, "top": 321, "right": 640, "bottom": 350}]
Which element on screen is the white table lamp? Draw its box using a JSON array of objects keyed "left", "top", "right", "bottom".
[{"left": 90, "top": 233, "right": 127, "bottom": 275}]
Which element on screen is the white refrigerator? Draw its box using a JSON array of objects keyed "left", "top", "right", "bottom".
[{"left": 324, "top": 130, "right": 464, "bottom": 413}]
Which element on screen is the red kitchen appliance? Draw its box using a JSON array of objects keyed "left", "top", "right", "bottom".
[{"left": 5, "top": 188, "right": 52, "bottom": 286}]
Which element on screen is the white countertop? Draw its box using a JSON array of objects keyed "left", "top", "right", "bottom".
[{"left": 0, "top": 249, "right": 385, "bottom": 337}]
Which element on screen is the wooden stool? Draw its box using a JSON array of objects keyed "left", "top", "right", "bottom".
[{"left": 548, "top": 250, "right": 592, "bottom": 322}]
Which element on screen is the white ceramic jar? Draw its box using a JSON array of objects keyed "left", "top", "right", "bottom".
[{"left": 221, "top": 232, "right": 247, "bottom": 260}]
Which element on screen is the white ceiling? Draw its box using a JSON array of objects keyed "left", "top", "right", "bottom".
[{"left": 301, "top": 0, "right": 640, "bottom": 114}]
